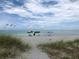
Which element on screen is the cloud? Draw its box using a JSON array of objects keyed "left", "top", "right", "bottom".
[
  {"left": 0, "top": 12, "right": 28, "bottom": 30},
  {"left": 0, "top": 0, "right": 79, "bottom": 30},
  {"left": 40, "top": 0, "right": 58, "bottom": 8}
]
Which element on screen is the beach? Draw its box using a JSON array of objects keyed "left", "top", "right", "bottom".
[
  {"left": 16, "top": 35, "right": 79, "bottom": 59},
  {"left": 18, "top": 35, "right": 79, "bottom": 45}
]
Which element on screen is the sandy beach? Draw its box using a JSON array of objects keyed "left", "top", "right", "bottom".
[
  {"left": 18, "top": 35, "right": 79, "bottom": 45},
  {"left": 15, "top": 35, "right": 79, "bottom": 59}
]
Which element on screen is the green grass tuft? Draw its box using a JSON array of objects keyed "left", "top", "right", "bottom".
[
  {"left": 38, "top": 39, "right": 79, "bottom": 59},
  {"left": 0, "top": 35, "right": 31, "bottom": 59}
]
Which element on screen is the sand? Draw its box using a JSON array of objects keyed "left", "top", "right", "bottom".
[
  {"left": 18, "top": 35, "right": 79, "bottom": 45},
  {"left": 15, "top": 35, "right": 79, "bottom": 59}
]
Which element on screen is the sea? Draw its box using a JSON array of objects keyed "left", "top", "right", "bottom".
[{"left": 0, "top": 30, "right": 79, "bottom": 36}]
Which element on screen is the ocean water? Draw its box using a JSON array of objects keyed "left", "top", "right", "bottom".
[{"left": 0, "top": 30, "right": 79, "bottom": 36}]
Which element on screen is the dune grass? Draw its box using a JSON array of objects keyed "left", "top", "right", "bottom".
[
  {"left": 0, "top": 35, "right": 31, "bottom": 59},
  {"left": 38, "top": 39, "right": 79, "bottom": 59}
]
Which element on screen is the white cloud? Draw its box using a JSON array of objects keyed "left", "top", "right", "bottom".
[
  {"left": 1, "top": 0, "right": 79, "bottom": 26},
  {"left": 3, "top": 7, "right": 33, "bottom": 17}
]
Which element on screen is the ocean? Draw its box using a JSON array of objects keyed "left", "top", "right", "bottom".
[{"left": 0, "top": 30, "right": 79, "bottom": 36}]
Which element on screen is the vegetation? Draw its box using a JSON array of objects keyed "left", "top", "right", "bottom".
[
  {"left": 0, "top": 35, "right": 31, "bottom": 59},
  {"left": 38, "top": 39, "right": 79, "bottom": 59}
]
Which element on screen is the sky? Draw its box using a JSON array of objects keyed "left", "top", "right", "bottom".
[{"left": 0, "top": 0, "right": 79, "bottom": 30}]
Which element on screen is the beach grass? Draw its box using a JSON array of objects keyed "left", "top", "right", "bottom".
[
  {"left": 0, "top": 35, "right": 31, "bottom": 59},
  {"left": 38, "top": 39, "right": 79, "bottom": 59}
]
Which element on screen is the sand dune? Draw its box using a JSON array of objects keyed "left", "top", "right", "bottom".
[{"left": 15, "top": 35, "right": 79, "bottom": 59}]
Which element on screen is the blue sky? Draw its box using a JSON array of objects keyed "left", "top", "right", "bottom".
[{"left": 0, "top": 0, "right": 79, "bottom": 30}]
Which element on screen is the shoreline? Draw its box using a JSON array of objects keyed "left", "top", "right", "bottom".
[{"left": 15, "top": 35, "right": 79, "bottom": 46}]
